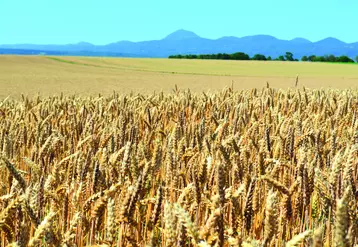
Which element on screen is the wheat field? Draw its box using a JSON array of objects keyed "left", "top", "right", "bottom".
[
  {"left": 0, "top": 85, "right": 357, "bottom": 247},
  {"left": 1, "top": 56, "right": 358, "bottom": 99}
]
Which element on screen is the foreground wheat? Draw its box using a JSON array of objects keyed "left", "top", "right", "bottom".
[{"left": 0, "top": 87, "right": 357, "bottom": 247}]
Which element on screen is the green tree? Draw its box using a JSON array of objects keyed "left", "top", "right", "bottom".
[
  {"left": 326, "top": 55, "right": 336, "bottom": 62},
  {"left": 231, "top": 52, "right": 250, "bottom": 60},
  {"left": 355, "top": 56, "right": 358, "bottom": 63},
  {"left": 336, "top": 56, "right": 354, "bottom": 63},
  {"left": 308, "top": 55, "right": 316, "bottom": 61},
  {"left": 252, "top": 54, "right": 267, "bottom": 61},
  {"left": 301, "top": 56, "right": 308, "bottom": 61},
  {"left": 285, "top": 52, "right": 294, "bottom": 61},
  {"left": 316, "top": 56, "right": 326, "bottom": 62},
  {"left": 267, "top": 56, "right": 272, "bottom": 61},
  {"left": 222, "top": 53, "right": 230, "bottom": 60},
  {"left": 278, "top": 55, "right": 286, "bottom": 61}
]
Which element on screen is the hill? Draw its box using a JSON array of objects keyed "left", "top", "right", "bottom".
[{"left": 1, "top": 30, "right": 358, "bottom": 59}]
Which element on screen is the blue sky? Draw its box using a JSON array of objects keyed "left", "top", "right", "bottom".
[{"left": 1, "top": 0, "right": 357, "bottom": 44}]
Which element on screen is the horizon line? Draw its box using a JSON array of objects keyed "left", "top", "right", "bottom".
[{"left": 0, "top": 29, "right": 356, "bottom": 46}]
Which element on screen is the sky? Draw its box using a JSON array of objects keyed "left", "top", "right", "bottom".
[{"left": 1, "top": 0, "right": 357, "bottom": 45}]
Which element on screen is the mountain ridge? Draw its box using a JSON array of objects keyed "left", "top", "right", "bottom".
[
  {"left": 163, "top": 29, "right": 201, "bottom": 40},
  {"left": 1, "top": 29, "right": 357, "bottom": 59}
]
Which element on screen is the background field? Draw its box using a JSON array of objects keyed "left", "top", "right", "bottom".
[{"left": 1, "top": 55, "right": 358, "bottom": 98}]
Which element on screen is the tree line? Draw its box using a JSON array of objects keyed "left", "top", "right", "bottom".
[
  {"left": 169, "top": 52, "right": 358, "bottom": 63},
  {"left": 301, "top": 55, "right": 355, "bottom": 63}
]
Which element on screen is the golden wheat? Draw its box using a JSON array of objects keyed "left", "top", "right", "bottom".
[{"left": 0, "top": 86, "right": 357, "bottom": 246}]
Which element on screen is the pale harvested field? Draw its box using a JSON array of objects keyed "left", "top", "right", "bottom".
[{"left": 0, "top": 55, "right": 357, "bottom": 98}]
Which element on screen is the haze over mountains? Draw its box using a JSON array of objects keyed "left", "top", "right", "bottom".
[{"left": 1, "top": 29, "right": 358, "bottom": 59}]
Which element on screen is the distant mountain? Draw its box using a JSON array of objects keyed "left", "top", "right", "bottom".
[
  {"left": 0, "top": 49, "right": 67, "bottom": 55},
  {"left": 314, "top": 37, "right": 347, "bottom": 47},
  {"left": 1, "top": 29, "right": 358, "bottom": 59},
  {"left": 290, "top": 38, "right": 311, "bottom": 44},
  {"left": 0, "top": 48, "right": 145, "bottom": 57},
  {"left": 163, "top": 29, "right": 201, "bottom": 41}
]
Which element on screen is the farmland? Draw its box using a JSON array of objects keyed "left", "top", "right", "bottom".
[
  {"left": 0, "top": 55, "right": 357, "bottom": 247},
  {"left": 0, "top": 56, "right": 358, "bottom": 98}
]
